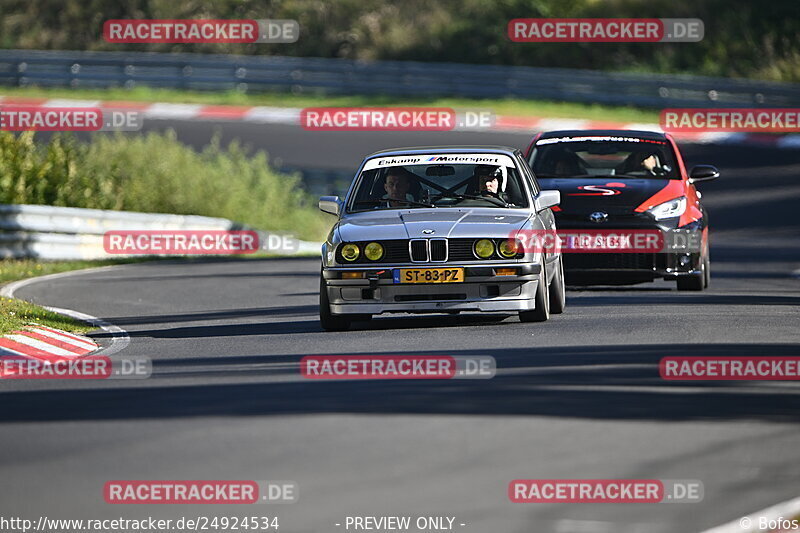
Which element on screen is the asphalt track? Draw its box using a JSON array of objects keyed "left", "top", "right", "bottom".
[{"left": 1, "top": 119, "right": 799, "bottom": 533}]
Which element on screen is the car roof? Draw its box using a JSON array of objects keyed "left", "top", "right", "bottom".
[
  {"left": 537, "top": 129, "right": 668, "bottom": 141},
  {"left": 366, "top": 145, "right": 520, "bottom": 158}
]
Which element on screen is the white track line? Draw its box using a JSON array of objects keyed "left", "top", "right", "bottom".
[
  {"left": 0, "top": 266, "right": 130, "bottom": 356},
  {"left": 144, "top": 103, "right": 203, "bottom": 119},
  {"left": 243, "top": 106, "right": 301, "bottom": 123},
  {"left": 42, "top": 99, "right": 101, "bottom": 108},
  {"left": 701, "top": 495, "right": 800, "bottom": 532}
]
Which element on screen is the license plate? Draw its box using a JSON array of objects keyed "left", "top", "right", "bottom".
[{"left": 394, "top": 268, "right": 465, "bottom": 284}]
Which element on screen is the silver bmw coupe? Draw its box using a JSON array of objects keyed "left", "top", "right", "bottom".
[{"left": 318, "top": 146, "right": 565, "bottom": 331}]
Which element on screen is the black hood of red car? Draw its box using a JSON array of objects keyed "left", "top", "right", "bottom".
[{"left": 536, "top": 177, "right": 675, "bottom": 215}]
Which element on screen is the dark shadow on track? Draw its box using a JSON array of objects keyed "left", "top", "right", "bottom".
[
  {"left": 91, "top": 313, "right": 513, "bottom": 338},
  {"left": 568, "top": 293, "right": 800, "bottom": 306},
  {"left": 97, "top": 305, "right": 320, "bottom": 326},
  {"left": 3, "top": 343, "right": 800, "bottom": 424}
]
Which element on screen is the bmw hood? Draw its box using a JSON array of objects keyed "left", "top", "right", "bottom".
[
  {"left": 337, "top": 209, "right": 530, "bottom": 241},
  {"left": 537, "top": 177, "right": 674, "bottom": 215}
]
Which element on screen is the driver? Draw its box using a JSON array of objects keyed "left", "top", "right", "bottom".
[
  {"left": 618, "top": 150, "right": 664, "bottom": 176},
  {"left": 381, "top": 167, "right": 417, "bottom": 207},
  {"left": 639, "top": 151, "right": 660, "bottom": 174}
]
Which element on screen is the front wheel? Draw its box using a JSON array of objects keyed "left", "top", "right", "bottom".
[
  {"left": 676, "top": 253, "right": 706, "bottom": 291},
  {"left": 548, "top": 256, "right": 566, "bottom": 314},
  {"left": 320, "top": 274, "right": 352, "bottom": 331},
  {"left": 519, "top": 262, "right": 550, "bottom": 322}
]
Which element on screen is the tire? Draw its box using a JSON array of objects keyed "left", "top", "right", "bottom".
[
  {"left": 319, "top": 274, "right": 352, "bottom": 331},
  {"left": 548, "top": 255, "right": 566, "bottom": 314},
  {"left": 519, "top": 261, "right": 550, "bottom": 322},
  {"left": 676, "top": 253, "right": 706, "bottom": 291},
  {"left": 703, "top": 249, "right": 711, "bottom": 289}
]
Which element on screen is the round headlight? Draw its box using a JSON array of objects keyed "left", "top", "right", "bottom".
[
  {"left": 498, "top": 239, "right": 520, "bottom": 258},
  {"left": 474, "top": 239, "right": 495, "bottom": 259},
  {"left": 341, "top": 243, "right": 360, "bottom": 261},
  {"left": 364, "top": 242, "right": 384, "bottom": 261}
]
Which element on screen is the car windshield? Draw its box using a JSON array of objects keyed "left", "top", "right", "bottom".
[
  {"left": 529, "top": 136, "right": 680, "bottom": 179},
  {"left": 347, "top": 154, "right": 530, "bottom": 212}
]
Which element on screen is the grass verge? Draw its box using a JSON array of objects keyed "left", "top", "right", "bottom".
[
  {"left": 0, "top": 86, "right": 659, "bottom": 123},
  {"left": 0, "top": 297, "right": 94, "bottom": 336}
]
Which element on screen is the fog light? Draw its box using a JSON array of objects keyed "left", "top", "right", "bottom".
[
  {"left": 494, "top": 268, "right": 519, "bottom": 276},
  {"left": 342, "top": 271, "right": 362, "bottom": 279},
  {"left": 680, "top": 255, "right": 691, "bottom": 266}
]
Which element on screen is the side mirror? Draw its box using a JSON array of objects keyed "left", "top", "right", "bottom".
[
  {"left": 319, "top": 196, "right": 341, "bottom": 216},
  {"left": 535, "top": 190, "right": 560, "bottom": 212},
  {"left": 689, "top": 165, "right": 720, "bottom": 183}
]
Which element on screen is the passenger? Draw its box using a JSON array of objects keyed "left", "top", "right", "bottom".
[{"left": 541, "top": 147, "right": 584, "bottom": 176}]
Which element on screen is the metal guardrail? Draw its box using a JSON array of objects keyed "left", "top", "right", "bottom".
[
  {"left": 0, "top": 204, "right": 319, "bottom": 260},
  {"left": 1, "top": 49, "right": 799, "bottom": 108}
]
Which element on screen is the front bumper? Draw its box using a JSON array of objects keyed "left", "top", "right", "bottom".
[
  {"left": 323, "top": 263, "right": 543, "bottom": 315},
  {"left": 554, "top": 215, "right": 706, "bottom": 284},
  {"left": 564, "top": 251, "right": 703, "bottom": 284}
]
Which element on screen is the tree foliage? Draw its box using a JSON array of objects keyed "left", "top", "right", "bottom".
[{"left": 0, "top": 0, "right": 797, "bottom": 81}]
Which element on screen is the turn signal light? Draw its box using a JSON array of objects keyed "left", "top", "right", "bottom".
[
  {"left": 494, "top": 268, "right": 519, "bottom": 276},
  {"left": 342, "top": 271, "right": 363, "bottom": 279}
]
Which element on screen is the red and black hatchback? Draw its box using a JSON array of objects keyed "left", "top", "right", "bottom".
[{"left": 525, "top": 130, "right": 719, "bottom": 290}]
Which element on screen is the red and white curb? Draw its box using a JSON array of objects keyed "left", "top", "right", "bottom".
[
  {"left": 0, "top": 267, "right": 131, "bottom": 372},
  {"left": 2, "top": 95, "right": 799, "bottom": 148},
  {"left": 0, "top": 325, "right": 98, "bottom": 377}
]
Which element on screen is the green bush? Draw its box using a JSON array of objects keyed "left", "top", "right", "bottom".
[{"left": 0, "top": 131, "right": 329, "bottom": 241}]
